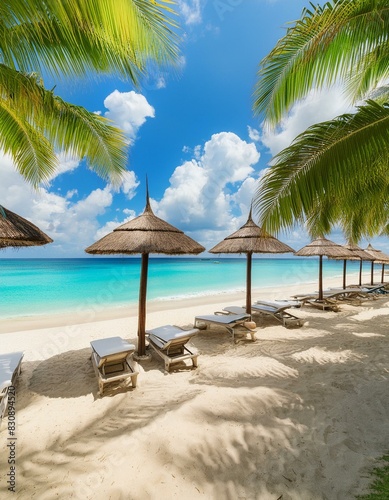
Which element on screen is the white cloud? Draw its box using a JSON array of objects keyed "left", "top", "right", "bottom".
[
  {"left": 177, "top": 0, "right": 203, "bottom": 25},
  {"left": 103, "top": 90, "right": 155, "bottom": 143},
  {"left": 111, "top": 170, "right": 140, "bottom": 200},
  {"left": 260, "top": 86, "right": 356, "bottom": 156},
  {"left": 49, "top": 152, "right": 81, "bottom": 181},
  {"left": 154, "top": 132, "right": 260, "bottom": 239},
  {"left": 248, "top": 126, "right": 260, "bottom": 142}
]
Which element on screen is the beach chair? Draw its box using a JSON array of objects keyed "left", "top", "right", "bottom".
[
  {"left": 194, "top": 313, "right": 257, "bottom": 341},
  {"left": 360, "top": 283, "right": 389, "bottom": 295},
  {"left": 146, "top": 325, "right": 199, "bottom": 371},
  {"left": 328, "top": 287, "right": 380, "bottom": 302},
  {"left": 222, "top": 302, "right": 304, "bottom": 328},
  {"left": 0, "top": 351, "right": 24, "bottom": 421},
  {"left": 90, "top": 337, "right": 139, "bottom": 396},
  {"left": 255, "top": 299, "right": 302, "bottom": 309},
  {"left": 292, "top": 292, "right": 341, "bottom": 312}
]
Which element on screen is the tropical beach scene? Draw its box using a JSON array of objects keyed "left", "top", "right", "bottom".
[{"left": 1, "top": 1, "right": 389, "bottom": 499}]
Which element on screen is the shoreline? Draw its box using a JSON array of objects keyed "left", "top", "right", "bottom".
[{"left": 0, "top": 273, "right": 363, "bottom": 334}]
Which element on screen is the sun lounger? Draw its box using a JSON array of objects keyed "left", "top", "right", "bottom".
[
  {"left": 90, "top": 337, "right": 139, "bottom": 396},
  {"left": 360, "top": 284, "right": 389, "bottom": 294},
  {"left": 292, "top": 292, "right": 341, "bottom": 311},
  {"left": 146, "top": 325, "right": 199, "bottom": 371},
  {"left": 0, "top": 351, "right": 24, "bottom": 421},
  {"left": 255, "top": 299, "right": 302, "bottom": 309},
  {"left": 194, "top": 313, "right": 256, "bottom": 341},
  {"left": 328, "top": 287, "right": 379, "bottom": 301},
  {"left": 222, "top": 303, "right": 304, "bottom": 328}
]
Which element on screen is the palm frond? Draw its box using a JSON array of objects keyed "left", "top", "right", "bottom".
[
  {"left": 255, "top": 101, "right": 389, "bottom": 239},
  {"left": 0, "top": 0, "right": 180, "bottom": 84},
  {"left": 253, "top": 0, "right": 389, "bottom": 126},
  {"left": 0, "top": 67, "right": 128, "bottom": 186},
  {"left": 48, "top": 96, "right": 128, "bottom": 185},
  {"left": 0, "top": 98, "right": 57, "bottom": 185}
]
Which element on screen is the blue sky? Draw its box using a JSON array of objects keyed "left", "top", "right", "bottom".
[{"left": 2, "top": 0, "right": 387, "bottom": 258}]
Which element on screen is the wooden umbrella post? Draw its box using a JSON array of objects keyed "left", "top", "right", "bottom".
[
  {"left": 137, "top": 253, "right": 149, "bottom": 357},
  {"left": 318, "top": 255, "right": 323, "bottom": 301},
  {"left": 246, "top": 252, "right": 252, "bottom": 315},
  {"left": 371, "top": 261, "right": 374, "bottom": 286},
  {"left": 359, "top": 259, "right": 363, "bottom": 286},
  {"left": 342, "top": 259, "right": 347, "bottom": 289}
]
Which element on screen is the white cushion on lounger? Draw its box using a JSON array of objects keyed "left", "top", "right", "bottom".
[
  {"left": 146, "top": 325, "right": 198, "bottom": 342},
  {"left": 0, "top": 352, "right": 24, "bottom": 392}
]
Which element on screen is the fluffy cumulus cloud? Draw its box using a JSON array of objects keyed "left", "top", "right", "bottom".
[
  {"left": 112, "top": 170, "right": 139, "bottom": 200},
  {"left": 260, "top": 86, "right": 356, "bottom": 156},
  {"left": 48, "top": 151, "right": 81, "bottom": 181},
  {"left": 248, "top": 126, "right": 260, "bottom": 142},
  {"left": 103, "top": 90, "right": 155, "bottom": 143},
  {"left": 154, "top": 132, "right": 260, "bottom": 247},
  {"left": 177, "top": 0, "right": 203, "bottom": 25}
]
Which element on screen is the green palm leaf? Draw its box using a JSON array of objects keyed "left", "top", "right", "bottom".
[
  {"left": 253, "top": 0, "right": 389, "bottom": 126},
  {"left": 255, "top": 101, "right": 389, "bottom": 240},
  {"left": 0, "top": 0, "right": 179, "bottom": 84},
  {"left": 0, "top": 68, "right": 128, "bottom": 186}
]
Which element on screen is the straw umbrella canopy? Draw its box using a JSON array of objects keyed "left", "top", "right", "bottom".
[
  {"left": 329, "top": 242, "right": 374, "bottom": 288},
  {"left": 0, "top": 205, "right": 53, "bottom": 247},
  {"left": 295, "top": 237, "right": 353, "bottom": 300},
  {"left": 208, "top": 209, "right": 295, "bottom": 314},
  {"left": 364, "top": 243, "right": 389, "bottom": 285},
  {"left": 85, "top": 192, "right": 205, "bottom": 357}
]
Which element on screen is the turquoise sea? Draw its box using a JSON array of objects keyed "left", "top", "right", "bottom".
[{"left": 0, "top": 257, "right": 367, "bottom": 320}]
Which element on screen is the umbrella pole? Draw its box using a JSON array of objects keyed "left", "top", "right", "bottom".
[
  {"left": 246, "top": 252, "right": 252, "bottom": 314},
  {"left": 359, "top": 259, "right": 363, "bottom": 286},
  {"left": 371, "top": 261, "right": 374, "bottom": 286},
  {"left": 318, "top": 255, "right": 323, "bottom": 301},
  {"left": 137, "top": 253, "right": 149, "bottom": 357},
  {"left": 342, "top": 259, "right": 347, "bottom": 289},
  {"left": 381, "top": 263, "right": 385, "bottom": 284}
]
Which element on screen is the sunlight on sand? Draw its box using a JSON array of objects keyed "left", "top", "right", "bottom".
[
  {"left": 290, "top": 347, "right": 365, "bottom": 364},
  {"left": 0, "top": 275, "right": 388, "bottom": 499}
]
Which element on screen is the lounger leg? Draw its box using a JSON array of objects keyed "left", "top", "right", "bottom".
[
  {"left": 130, "top": 373, "right": 138, "bottom": 388},
  {"left": 192, "top": 356, "right": 198, "bottom": 368}
]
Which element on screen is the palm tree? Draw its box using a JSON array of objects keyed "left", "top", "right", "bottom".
[
  {"left": 0, "top": 0, "right": 179, "bottom": 187},
  {"left": 253, "top": 0, "right": 389, "bottom": 242}
]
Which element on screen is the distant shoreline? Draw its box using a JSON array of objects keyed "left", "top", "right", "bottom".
[{"left": 0, "top": 274, "right": 362, "bottom": 333}]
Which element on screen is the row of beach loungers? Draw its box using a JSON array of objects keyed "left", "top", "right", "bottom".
[{"left": 1, "top": 283, "right": 388, "bottom": 410}]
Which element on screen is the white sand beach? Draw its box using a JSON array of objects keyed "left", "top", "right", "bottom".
[{"left": 1, "top": 276, "right": 389, "bottom": 499}]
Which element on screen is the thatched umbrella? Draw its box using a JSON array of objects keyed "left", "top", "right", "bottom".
[
  {"left": 295, "top": 237, "right": 353, "bottom": 300},
  {"left": 85, "top": 191, "right": 205, "bottom": 357},
  {"left": 208, "top": 209, "right": 295, "bottom": 314},
  {"left": 0, "top": 205, "right": 53, "bottom": 247},
  {"left": 329, "top": 242, "right": 374, "bottom": 288},
  {"left": 364, "top": 244, "right": 389, "bottom": 285}
]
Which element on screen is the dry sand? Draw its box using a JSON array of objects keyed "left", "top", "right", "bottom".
[{"left": 0, "top": 276, "right": 388, "bottom": 499}]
